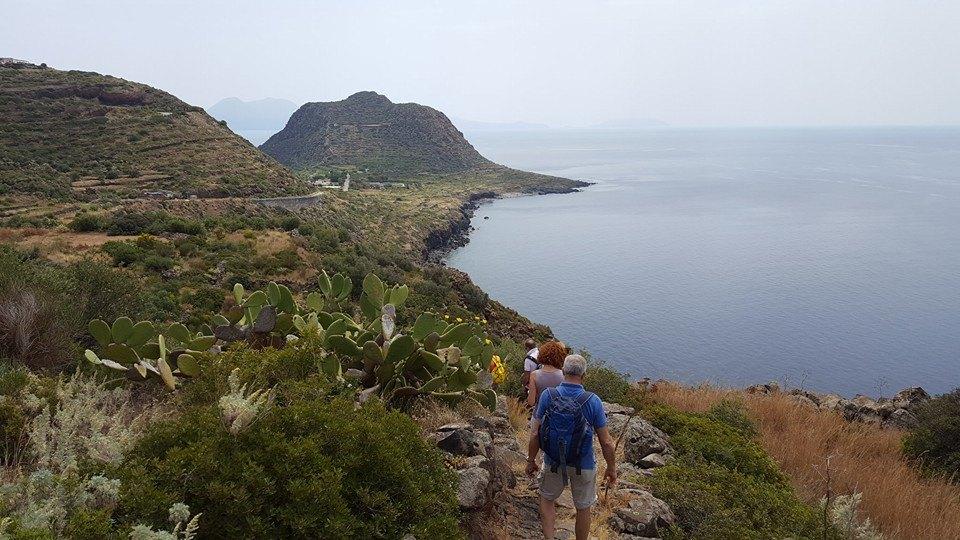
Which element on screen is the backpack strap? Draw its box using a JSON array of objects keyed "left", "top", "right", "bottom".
[{"left": 569, "top": 391, "right": 596, "bottom": 475}]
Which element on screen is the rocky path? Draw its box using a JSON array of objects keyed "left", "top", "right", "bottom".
[{"left": 428, "top": 398, "right": 677, "bottom": 539}]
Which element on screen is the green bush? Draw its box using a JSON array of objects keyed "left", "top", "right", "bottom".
[
  {"left": 112, "top": 399, "right": 461, "bottom": 539},
  {"left": 68, "top": 212, "right": 106, "bottom": 232},
  {"left": 141, "top": 255, "right": 174, "bottom": 272},
  {"left": 903, "top": 389, "right": 960, "bottom": 479},
  {"left": 582, "top": 357, "right": 631, "bottom": 403},
  {"left": 102, "top": 241, "right": 142, "bottom": 266},
  {"left": 641, "top": 403, "right": 783, "bottom": 483},
  {"left": 649, "top": 458, "right": 834, "bottom": 540},
  {"left": 632, "top": 401, "right": 837, "bottom": 539}
]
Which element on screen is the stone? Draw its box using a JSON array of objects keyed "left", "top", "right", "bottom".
[
  {"left": 893, "top": 387, "right": 930, "bottom": 410},
  {"left": 886, "top": 408, "right": 919, "bottom": 429},
  {"left": 637, "top": 453, "right": 668, "bottom": 468},
  {"left": 604, "top": 402, "right": 636, "bottom": 416},
  {"left": 457, "top": 466, "right": 490, "bottom": 509},
  {"left": 609, "top": 489, "right": 675, "bottom": 537},
  {"left": 789, "top": 394, "right": 818, "bottom": 409},
  {"left": 436, "top": 425, "right": 487, "bottom": 457},
  {"left": 818, "top": 393, "right": 844, "bottom": 411},
  {"left": 620, "top": 419, "right": 672, "bottom": 465}
]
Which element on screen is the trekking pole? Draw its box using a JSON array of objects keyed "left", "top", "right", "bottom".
[{"left": 604, "top": 412, "right": 637, "bottom": 505}]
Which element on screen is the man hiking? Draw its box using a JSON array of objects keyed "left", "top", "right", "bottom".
[{"left": 526, "top": 354, "right": 617, "bottom": 540}]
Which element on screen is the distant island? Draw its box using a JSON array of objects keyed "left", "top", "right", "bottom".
[{"left": 207, "top": 97, "right": 299, "bottom": 131}]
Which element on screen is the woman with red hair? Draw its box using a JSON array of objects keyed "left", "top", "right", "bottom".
[{"left": 527, "top": 340, "right": 567, "bottom": 407}]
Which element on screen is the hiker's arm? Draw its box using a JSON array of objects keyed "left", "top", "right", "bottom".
[
  {"left": 526, "top": 376, "right": 538, "bottom": 407},
  {"left": 596, "top": 426, "right": 617, "bottom": 485},
  {"left": 522, "top": 370, "right": 531, "bottom": 393},
  {"left": 526, "top": 418, "right": 541, "bottom": 476}
]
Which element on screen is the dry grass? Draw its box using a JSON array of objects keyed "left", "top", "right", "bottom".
[
  {"left": 650, "top": 383, "right": 960, "bottom": 540},
  {"left": 409, "top": 398, "right": 465, "bottom": 432}
]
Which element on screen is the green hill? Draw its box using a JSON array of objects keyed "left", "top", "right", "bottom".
[
  {"left": 260, "top": 91, "right": 491, "bottom": 174},
  {"left": 0, "top": 62, "right": 309, "bottom": 199}
]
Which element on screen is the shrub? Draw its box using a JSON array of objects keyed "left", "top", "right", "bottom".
[
  {"left": 279, "top": 215, "right": 300, "bottom": 231},
  {"left": 903, "top": 389, "right": 960, "bottom": 479},
  {"left": 113, "top": 398, "right": 461, "bottom": 539},
  {"left": 103, "top": 241, "right": 143, "bottom": 266},
  {"left": 649, "top": 458, "right": 834, "bottom": 540},
  {"left": 582, "top": 357, "right": 631, "bottom": 403},
  {"left": 141, "top": 255, "right": 174, "bottom": 272},
  {"left": 68, "top": 213, "right": 105, "bottom": 232},
  {"left": 641, "top": 403, "right": 783, "bottom": 483},
  {"left": 635, "top": 402, "right": 838, "bottom": 539}
]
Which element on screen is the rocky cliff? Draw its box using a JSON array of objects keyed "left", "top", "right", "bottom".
[{"left": 260, "top": 91, "right": 492, "bottom": 174}]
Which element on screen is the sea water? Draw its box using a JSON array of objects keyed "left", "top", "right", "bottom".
[{"left": 448, "top": 127, "right": 960, "bottom": 396}]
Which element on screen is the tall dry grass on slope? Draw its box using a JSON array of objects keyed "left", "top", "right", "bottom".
[{"left": 650, "top": 384, "right": 960, "bottom": 540}]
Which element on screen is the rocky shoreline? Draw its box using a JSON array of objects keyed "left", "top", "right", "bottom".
[{"left": 423, "top": 180, "right": 589, "bottom": 264}]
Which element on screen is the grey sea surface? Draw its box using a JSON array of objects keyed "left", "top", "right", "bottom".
[{"left": 449, "top": 127, "right": 960, "bottom": 396}]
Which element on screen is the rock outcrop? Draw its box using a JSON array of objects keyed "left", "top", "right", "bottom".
[
  {"left": 260, "top": 91, "right": 492, "bottom": 174},
  {"left": 745, "top": 383, "right": 930, "bottom": 429}
]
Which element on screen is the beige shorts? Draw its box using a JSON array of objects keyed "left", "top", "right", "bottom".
[{"left": 538, "top": 465, "right": 598, "bottom": 509}]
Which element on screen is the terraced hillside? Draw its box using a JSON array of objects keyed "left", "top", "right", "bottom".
[
  {"left": 261, "top": 91, "right": 491, "bottom": 174},
  {"left": 0, "top": 62, "right": 309, "bottom": 199}
]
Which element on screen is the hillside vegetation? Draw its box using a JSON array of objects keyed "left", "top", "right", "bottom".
[
  {"left": 0, "top": 63, "right": 308, "bottom": 199},
  {"left": 5, "top": 62, "right": 959, "bottom": 539}
]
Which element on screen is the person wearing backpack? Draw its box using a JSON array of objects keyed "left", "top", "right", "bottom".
[
  {"left": 521, "top": 338, "right": 540, "bottom": 400},
  {"left": 526, "top": 354, "right": 617, "bottom": 540}
]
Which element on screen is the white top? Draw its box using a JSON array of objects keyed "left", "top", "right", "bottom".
[{"left": 523, "top": 347, "right": 540, "bottom": 372}]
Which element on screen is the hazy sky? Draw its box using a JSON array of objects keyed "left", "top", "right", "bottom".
[{"left": 3, "top": 0, "right": 959, "bottom": 127}]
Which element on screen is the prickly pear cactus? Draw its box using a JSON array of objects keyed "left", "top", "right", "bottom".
[{"left": 83, "top": 270, "right": 498, "bottom": 409}]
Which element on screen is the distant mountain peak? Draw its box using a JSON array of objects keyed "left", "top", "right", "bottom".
[
  {"left": 260, "top": 91, "right": 490, "bottom": 175},
  {"left": 344, "top": 91, "right": 392, "bottom": 106}
]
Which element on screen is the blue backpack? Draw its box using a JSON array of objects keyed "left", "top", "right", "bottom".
[{"left": 538, "top": 388, "right": 596, "bottom": 475}]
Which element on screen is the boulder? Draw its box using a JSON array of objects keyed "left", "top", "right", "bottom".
[
  {"left": 457, "top": 466, "right": 490, "bottom": 509},
  {"left": 436, "top": 424, "right": 488, "bottom": 457},
  {"left": 886, "top": 408, "right": 919, "bottom": 429},
  {"left": 745, "top": 381, "right": 780, "bottom": 395},
  {"left": 789, "top": 394, "right": 819, "bottom": 409},
  {"left": 617, "top": 418, "right": 672, "bottom": 465},
  {"left": 609, "top": 489, "right": 676, "bottom": 537},
  {"left": 893, "top": 387, "right": 930, "bottom": 410}
]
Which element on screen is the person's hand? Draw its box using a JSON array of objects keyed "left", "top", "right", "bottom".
[
  {"left": 526, "top": 459, "right": 540, "bottom": 477},
  {"left": 604, "top": 466, "right": 618, "bottom": 488}
]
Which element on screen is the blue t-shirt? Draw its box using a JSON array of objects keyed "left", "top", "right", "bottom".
[{"left": 534, "top": 382, "right": 608, "bottom": 470}]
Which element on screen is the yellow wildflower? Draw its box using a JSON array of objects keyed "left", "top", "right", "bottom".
[{"left": 456, "top": 317, "right": 463, "bottom": 323}]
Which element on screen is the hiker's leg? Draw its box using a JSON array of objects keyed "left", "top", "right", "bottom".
[
  {"left": 539, "top": 496, "right": 557, "bottom": 539},
  {"left": 569, "top": 467, "right": 598, "bottom": 540},
  {"left": 537, "top": 467, "right": 563, "bottom": 538},
  {"left": 574, "top": 507, "right": 591, "bottom": 540}
]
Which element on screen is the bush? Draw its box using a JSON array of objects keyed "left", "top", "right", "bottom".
[
  {"left": 636, "top": 402, "right": 838, "bottom": 539},
  {"left": 112, "top": 398, "right": 461, "bottom": 539},
  {"left": 141, "top": 255, "right": 174, "bottom": 272},
  {"left": 582, "top": 358, "right": 631, "bottom": 403},
  {"left": 650, "top": 458, "right": 834, "bottom": 540},
  {"left": 103, "top": 241, "right": 142, "bottom": 266},
  {"left": 68, "top": 212, "right": 105, "bottom": 232},
  {"left": 903, "top": 389, "right": 960, "bottom": 479}
]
